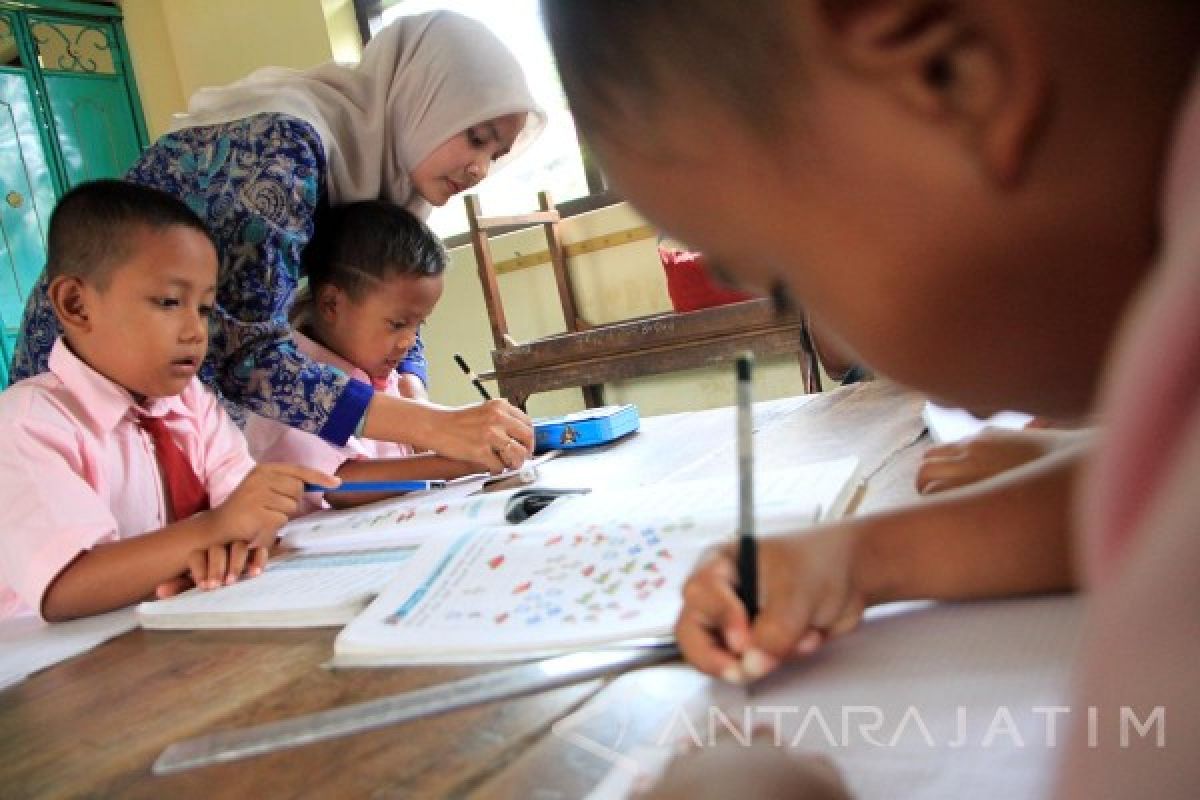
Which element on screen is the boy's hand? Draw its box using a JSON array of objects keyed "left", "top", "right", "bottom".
[
  {"left": 208, "top": 463, "right": 340, "bottom": 549},
  {"left": 676, "top": 526, "right": 866, "bottom": 684},
  {"left": 916, "top": 428, "right": 1062, "bottom": 494},
  {"left": 155, "top": 543, "right": 269, "bottom": 597}
]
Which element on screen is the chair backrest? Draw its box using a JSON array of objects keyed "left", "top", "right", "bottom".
[
  {"left": 465, "top": 190, "right": 586, "bottom": 351},
  {"left": 464, "top": 192, "right": 822, "bottom": 410}
]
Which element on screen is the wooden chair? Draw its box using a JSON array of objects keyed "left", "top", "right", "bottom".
[{"left": 465, "top": 191, "right": 822, "bottom": 410}]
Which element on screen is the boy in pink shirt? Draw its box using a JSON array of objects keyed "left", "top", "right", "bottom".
[
  {"left": 245, "top": 201, "right": 478, "bottom": 512},
  {"left": 0, "top": 180, "right": 337, "bottom": 621}
]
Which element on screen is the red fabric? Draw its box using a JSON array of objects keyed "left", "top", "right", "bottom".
[
  {"left": 139, "top": 415, "right": 210, "bottom": 521},
  {"left": 659, "top": 247, "right": 756, "bottom": 312}
]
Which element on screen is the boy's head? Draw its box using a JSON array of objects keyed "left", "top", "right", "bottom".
[
  {"left": 542, "top": 0, "right": 1200, "bottom": 417},
  {"left": 46, "top": 180, "right": 218, "bottom": 399},
  {"left": 301, "top": 200, "right": 446, "bottom": 385}
]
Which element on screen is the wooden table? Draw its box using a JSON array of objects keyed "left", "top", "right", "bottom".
[{"left": 0, "top": 381, "right": 929, "bottom": 799}]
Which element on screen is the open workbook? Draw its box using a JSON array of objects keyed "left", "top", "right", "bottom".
[
  {"left": 277, "top": 486, "right": 586, "bottom": 553},
  {"left": 137, "top": 457, "right": 859, "bottom": 636},
  {"left": 134, "top": 486, "right": 580, "bottom": 630},
  {"left": 333, "top": 457, "right": 861, "bottom": 665}
]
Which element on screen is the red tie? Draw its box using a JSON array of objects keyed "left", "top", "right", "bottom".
[{"left": 138, "top": 414, "right": 210, "bottom": 521}]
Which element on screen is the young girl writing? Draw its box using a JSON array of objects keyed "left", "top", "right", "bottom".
[
  {"left": 244, "top": 201, "right": 478, "bottom": 511},
  {"left": 541, "top": 0, "right": 1200, "bottom": 795}
]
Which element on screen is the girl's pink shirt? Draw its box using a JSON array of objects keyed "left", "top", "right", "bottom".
[
  {"left": 0, "top": 339, "right": 255, "bottom": 619},
  {"left": 243, "top": 331, "right": 414, "bottom": 513}
]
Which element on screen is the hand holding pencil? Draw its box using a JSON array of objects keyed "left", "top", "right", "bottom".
[
  {"left": 357, "top": 354, "right": 531, "bottom": 472},
  {"left": 673, "top": 354, "right": 869, "bottom": 684},
  {"left": 735, "top": 353, "right": 758, "bottom": 619},
  {"left": 674, "top": 514, "right": 870, "bottom": 684},
  {"left": 447, "top": 353, "right": 532, "bottom": 472}
]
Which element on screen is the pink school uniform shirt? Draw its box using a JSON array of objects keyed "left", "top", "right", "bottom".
[
  {"left": 0, "top": 339, "right": 256, "bottom": 620},
  {"left": 243, "top": 331, "right": 413, "bottom": 512},
  {"left": 1056, "top": 67, "right": 1200, "bottom": 797},
  {"left": 1081, "top": 68, "right": 1200, "bottom": 585}
]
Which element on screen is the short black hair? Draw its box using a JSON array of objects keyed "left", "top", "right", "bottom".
[
  {"left": 302, "top": 200, "right": 447, "bottom": 302},
  {"left": 540, "top": 1, "right": 803, "bottom": 149},
  {"left": 45, "top": 179, "right": 216, "bottom": 287}
]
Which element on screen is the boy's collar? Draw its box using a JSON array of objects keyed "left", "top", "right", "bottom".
[{"left": 47, "top": 338, "right": 191, "bottom": 435}]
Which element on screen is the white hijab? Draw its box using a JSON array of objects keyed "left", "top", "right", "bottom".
[{"left": 172, "top": 11, "right": 547, "bottom": 218}]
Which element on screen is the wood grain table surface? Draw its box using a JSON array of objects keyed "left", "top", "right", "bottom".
[{"left": 0, "top": 380, "right": 929, "bottom": 799}]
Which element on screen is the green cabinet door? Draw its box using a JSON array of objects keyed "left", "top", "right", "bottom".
[
  {"left": 0, "top": 7, "right": 149, "bottom": 386},
  {"left": 29, "top": 15, "right": 143, "bottom": 185},
  {"left": 0, "top": 67, "right": 57, "bottom": 384}
]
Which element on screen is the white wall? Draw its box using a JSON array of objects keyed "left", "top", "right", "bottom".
[{"left": 118, "top": 0, "right": 350, "bottom": 139}]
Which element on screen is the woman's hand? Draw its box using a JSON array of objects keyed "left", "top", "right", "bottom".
[{"left": 366, "top": 395, "right": 534, "bottom": 473}]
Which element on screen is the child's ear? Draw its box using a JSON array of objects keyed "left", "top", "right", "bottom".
[
  {"left": 815, "top": 0, "right": 1048, "bottom": 184},
  {"left": 315, "top": 283, "right": 343, "bottom": 324},
  {"left": 47, "top": 275, "right": 92, "bottom": 333}
]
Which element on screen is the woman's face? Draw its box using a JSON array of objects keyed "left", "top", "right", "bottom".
[{"left": 411, "top": 113, "right": 526, "bottom": 206}]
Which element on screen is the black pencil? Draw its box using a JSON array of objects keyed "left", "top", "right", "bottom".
[
  {"left": 453, "top": 353, "right": 492, "bottom": 401},
  {"left": 734, "top": 353, "right": 758, "bottom": 619}
]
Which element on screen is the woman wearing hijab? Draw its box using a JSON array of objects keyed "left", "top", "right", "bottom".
[{"left": 11, "top": 12, "right": 543, "bottom": 472}]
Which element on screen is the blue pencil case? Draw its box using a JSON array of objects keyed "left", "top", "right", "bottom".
[{"left": 534, "top": 404, "right": 640, "bottom": 453}]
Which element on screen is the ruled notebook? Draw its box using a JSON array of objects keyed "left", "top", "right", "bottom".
[{"left": 136, "top": 549, "right": 416, "bottom": 630}]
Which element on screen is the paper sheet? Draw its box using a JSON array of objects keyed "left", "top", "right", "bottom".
[
  {"left": 137, "top": 548, "right": 416, "bottom": 629},
  {"left": 0, "top": 607, "right": 137, "bottom": 691},
  {"left": 334, "top": 518, "right": 726, "bottom": 665},
  {"left": 923, "top": 401, "right": 1033, "bottom": 444},
  {"left": 538, "top": 458, "right": 861, "bottom": 533},
  {"left": 279, "top": 452, "right": 563, "bottom": 554},
  {"left": 279, "top": 490, "right": 518, "bottom": 553},
  {"left": 586, "top": 595, "right": 1084, "bottom": 799}
]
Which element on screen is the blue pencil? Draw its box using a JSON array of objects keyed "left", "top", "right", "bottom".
[{"left": 303, "top": 480, "right": 447, "bottom": 493}]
